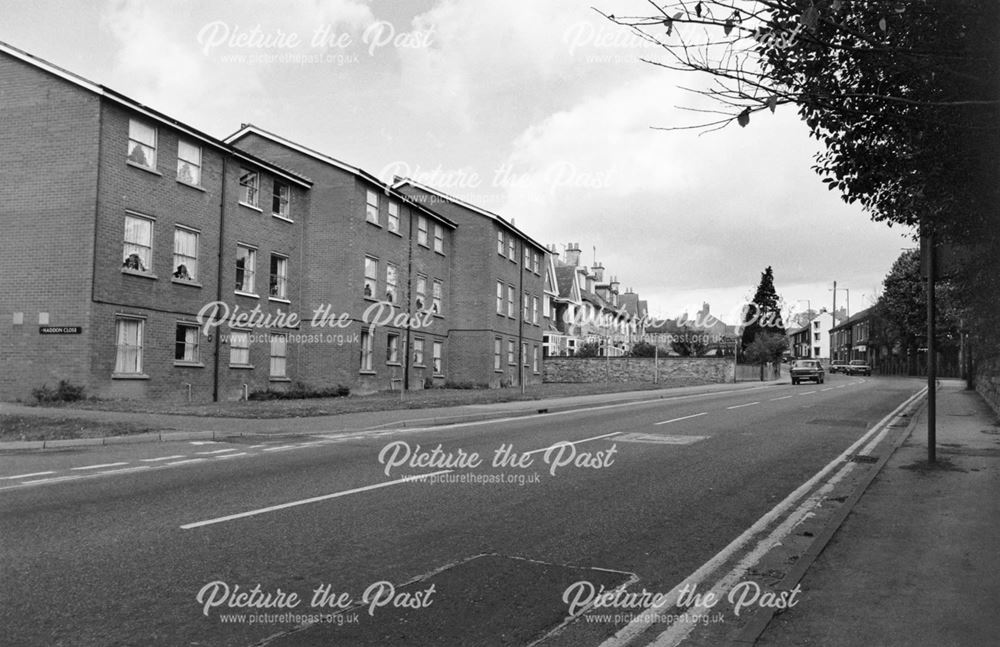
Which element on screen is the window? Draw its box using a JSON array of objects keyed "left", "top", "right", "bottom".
[
  {"left": 814, "top": 346, "right": 821, "bottom": 357},
  {"left": 524, "top": 247, "right": 530, "bottom": 268},
  {"left": 127, "top": 119, "right": 156, "bottom": 170},
  {"left": 270, "top": 254, "right": 288, "bottom": 299},
  {"left": 114, "top": 318, "right": 144, "bottom": 374},
  {"left": 417, "top": 216, "right": 429, "bottom": 246},
  {"left": 239, "top": 169, "right": 260, "bottom": 207},
  {"left": 366, "top": 189, "right": 379, "bottom": 224},
  {"left": 229, "top": 329, "right": 250, "bottom": 366},
  {"left": 497, "top": 231, "right": 504, "bottom": 255},
  {"left": 433, "top": 224, "right": 444, "bottom": 253},
  {"left": 235, "top": 245, "right": 256, "bottom": 294},
  {"left": 413, "top": 338, "right": 425, "bottom": 365},
  {"left": 432, "top": 280, "right": 442, "bottom": 314},
  {"left": 176, "top": 140, "right": 201, "bottom": 185},
  {"left": 507, "top": 284, "right": 515, "bottom": 317},
  {"left": 543, "top": 296, "right": 551, "bottom": 318},
  {"left": 533, "top": 345, "right": 540, "bottom": 373},
  {"left": 496, "top": 281, "right": 504, "bottom": 314},
  {"left": 494, "top": 338, "right": 502, "bottom": 370},
  {"left": 507, "top": 339, "right": 515, "bottom": 365},
  {"left": 360, "top": 329, "right": 373, "bottom": 371},
  {"left": 508, "top": 236, "right": 515, "bottom": 260},
  {"left": 386, "top": 333, "right": 400, "bottom": 364},
  {"left": 272, "top": 182, "right": 290, "bottom": 219},
  {"left": 172, "top": 227, "right": 198, "bottom": 281},
  {"left": 388, "top": 201, "right": 400, "bottom": 233},
  {"left": 364, "top": 256, "right": 378, "bottom": 298},
  {"left": 532, "top": 296, "right": 540, "bottom": 325},
  {"left": 416, "top": 275, "right": 427, "bottom": 310},
  {"left": 522, "top": 343, "right": 529, "bottom": 367},
  {"left": 432, "top": 341, "right": 443, "bottom": 374},
  {"left": 813, "top": 321, "right": 821, "bottom": 329},
  {"left": 532, "top": 252, "right": 540, "bottom": 274},
  {"left": 523, "top": 293, "right": 530, "bottom": 320},
  {"left": 385, "top": 264, "right": 398, "bottom": 303},
  {"left": 270, "top": 333, "right": 287, "bottom": 377},
  {"left": 814, "top": 332, "right": 821, "bottom": 342},
  {"left": 123, "top": 214, "right": 153, "bottom": 273},
  {"left": 175, "top": 323, "right": 200, "bottom": 363}
]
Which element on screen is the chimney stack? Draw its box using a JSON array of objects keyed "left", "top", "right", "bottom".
[{"left": 565, "top": 242, "right": 582, "bottom": 267}]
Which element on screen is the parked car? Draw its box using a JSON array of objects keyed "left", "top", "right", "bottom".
[
  {"left": 790, "top": 359, "right": 825, "bottom": 385},
  {"left": 829, "top": 361, "right": 849, "bottom": 374},
  {"left": 847, "top": 360, "right": 872, "bottom": 376}
]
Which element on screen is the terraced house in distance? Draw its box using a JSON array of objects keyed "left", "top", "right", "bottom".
[
  {"left": 225, "top": 125, "right": 458, "bottom": 394},
  {"left": 0, "top": 41, "right": 313, "bottom": 403}
]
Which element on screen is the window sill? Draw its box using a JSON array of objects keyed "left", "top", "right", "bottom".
[
  {"left": 417, "top": 242, "right": 430, "bottom": 249},
  {"left": 172, "top": 278, "right": 203, "bottom": 288},
  {"left": 177, "top": 180, "right": 205, "bottom": 192},
  {"left": 268, "top": 296, "right": 291, "bottom": 304},
  {"left": 359, "top": 370, "right": 377, "bottom": 375},
  {"left": 432, "top": 373, "right": 444, "bottom": 378},
  {"left": 388, "top": 228, "right": 402, "bottom": 237},
  {"left": 386, "top": 362, "right": 402, "bottom": 367},
  {"left": 112, "top": 373, "right": 150, "bottom": 380},
  {"left": 229, "top": 363, "right": 255, "bottom": 370},
  {"left": 126, "top": 161, "right": 161, "bottom": 176},
  {"left": 174, "top": 361, "right": 205, "bottom": 368},
  {"left": 413, "top": 363, "right": 426, "bottom": 369},
  {"left": 234, "top": 291, "right": 260, "bottom": 299},
  {"left": 272, "top": 214, "right": 294, "bottom": 223},
  {"left": 366, "top": 219, "right": 382, "bottom": 228},
  {"left": 122, "top": 269, "right": 157, "bottom": 280},
  {"left": 434, "top": 249, "right": 445, "bottom": 256},
  {"left": 269, "top": 376, "right": 291, "bottom": 382},
  {"left": 239, "top": 202, "right": 263, "bottom": 213}
]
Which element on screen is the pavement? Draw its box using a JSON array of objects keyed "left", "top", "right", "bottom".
[{"left": 751, "top": 378, "right": 1000, "bottom": 647}]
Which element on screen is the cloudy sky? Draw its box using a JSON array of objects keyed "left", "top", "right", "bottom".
[{"left": 2, "top": 0, "right": 912, "bottom": 324}]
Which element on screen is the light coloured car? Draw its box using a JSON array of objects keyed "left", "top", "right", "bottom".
[{"left": 791, "top": 359, "right": 825, "bottom": 385}]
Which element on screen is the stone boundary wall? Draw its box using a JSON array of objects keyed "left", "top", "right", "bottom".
[
  {"left": 975, "top": 355, "right": 1000, "bottom": 417},
  {"left": 544, "top": 356, "right": 734, "bottom": 384}
]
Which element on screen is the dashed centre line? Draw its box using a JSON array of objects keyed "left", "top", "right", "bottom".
[
  {"left": 726, "top": 401, "right": 760, "bottom": 410},
  {"left": 140, "top": 455, "right": 186, "bottom": 462},
  {"left": 1, "top": 471, "right": 55, "bottom": 480},
  {"left": 196, "top": 448, "right": 240, "bottom": 455},
  {"left": 71, "top": 462, "right": 129, "bottom": 471},
  {"left": 655, "top": 412, "right": 708, "bottom": 426},
  {"left": 769, "top": 395, "right": 794, "bottom": 401}
]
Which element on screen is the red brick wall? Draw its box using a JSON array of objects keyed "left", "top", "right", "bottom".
[{"left": 0, "top": 52, "right": 100, "bottom": 401}]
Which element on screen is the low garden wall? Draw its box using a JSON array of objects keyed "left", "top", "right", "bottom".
[
  {"left": 975, "top": 355, "right": 1000, "bottom": 417},
  {"left": 543, "top": 356, "right": 735, "bottom": 384}
]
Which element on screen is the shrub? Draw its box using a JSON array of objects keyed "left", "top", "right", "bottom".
[
  {"left": 247, "top": 383, "right": 350, "bottom": 401},
  {"left": 32, "top": 380, "right": 86, "bottom": 404}
]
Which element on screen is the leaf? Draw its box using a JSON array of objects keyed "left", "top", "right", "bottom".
[
  {"left": 737, "top": 108, "right": 750, "bottom": 127},
  {"left": 766, "top": 95, "right": 778, "bottom": 113},
  {"left": 673, "top": 11, "right": 683, "bottom": 20},
  {"left": 723, "top": 19, "right": 733, "bottom": 36},
  {"left": 800, "top": 5, "right": 819, "bottom": 30},
  {"left": 878, "top": 16, "right": 887, "bottom": 31},
  {"left": 831, "top": 0, "right": 843, "bottom": 12},
  {"left": 663, "top": 17, "right": 673, "bottom": 36},
  {"left": 695, "top": 2, "right": 702, "bottom": 18}
]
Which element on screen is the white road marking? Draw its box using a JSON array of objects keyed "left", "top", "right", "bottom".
[
  {"left": 98, "top": 466, "right": 151, "bottom": 476},
  {"left": 140, "top": 455, "right": 185, "bottom": 462},
  {"left": 616, "top": 434, "right": 708, "bottom": 445},
  {"left": 598, "top": 385, "right": 929, "bottom": 647},
  {"left": 247, "top": 444, "right": 267, "bottom": 449},
  {"left": 71, "top": 462, "right": 129, "bottom": 471},
  {"left": 821, "top": 387, "right": 834, "bottom": 391},
  {"left": 521, "top": 432, "right": 621, "bottom": 457},
  {"left": 165, "top": 458, "right": 207, "bottom": 466},
  {"left": 214, "top": 452, "right": 248, "bottom": 460},
  {"left": 769, "top": 395, "right": 794, "bottom": 401},
  {"left": 189, "top": 441, "right": 219, "bottom": 445},
  {"left": 654, "top": 412, "right": 708, "bottom": 426},
  {"left": 1, "top": 471, "right": 55, "bottom": 480},
  {"left": 180, "top": 470, "right": 454, "bottom": 530},
  {"left": 196, "top": 448, "right": 239, "bottom": 455},
  {"left": 18, "top": 475, "right": 85, "bottom": 486},
  {"left": 262, "top": 444, "right": 300, "bottom": 452},
  {"left": 800, "top": 390, "right": 817, "bottom": 395},
  {"left": 726, "top": 402, "right": 759, "bottom": 410}
]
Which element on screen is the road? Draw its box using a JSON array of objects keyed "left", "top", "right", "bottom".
[{"left": 0, "top": 374, "right": 923, "bottom": 647}]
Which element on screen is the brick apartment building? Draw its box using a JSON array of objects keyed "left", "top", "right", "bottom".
[
  {"left": 0, "top": 42, "right": 315, "bottom": 402},
  {"left": 0, "top": 42, "right": 564, "bottom": 400},
  {"left": 393, "top": 179, "right": 548, "bottom": 388},
  {"left": 225, "top": 125, "right": 457, "bottom": 393}
]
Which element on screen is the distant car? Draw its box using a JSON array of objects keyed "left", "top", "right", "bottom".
[
  {"left": 791, "top": 359, "right": 825, "bottom": 385},
  {"left": 829, "top": 361, "right": 849, "bottom": 374},
  {"left": 847, "top": 360, "right": 871, "bottom": 376}
]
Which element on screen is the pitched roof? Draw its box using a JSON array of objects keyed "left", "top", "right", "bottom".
[
  {"left": 554, "top": 266, "right": 580, "bottom": 300},
  {"left": 0, "top": 40, "right": 312, "bottom": 189}
]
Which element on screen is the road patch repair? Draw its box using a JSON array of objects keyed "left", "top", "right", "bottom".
[
  {"left": 537, "top": 386, "right": 928, "bottom": 647},
  {"left": 255, "top": 554, "right": 635, "bottom": 647}
]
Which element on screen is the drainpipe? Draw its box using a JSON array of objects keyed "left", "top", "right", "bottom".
[
  {"left": 518, "top": 239, "right": 525, "bottom": 394},
  {"left": 212, "top": 156, "right": 228, "bottom": 402},
  {"left": 403, "top": 202, "right": 414, "bottom": 393}
]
